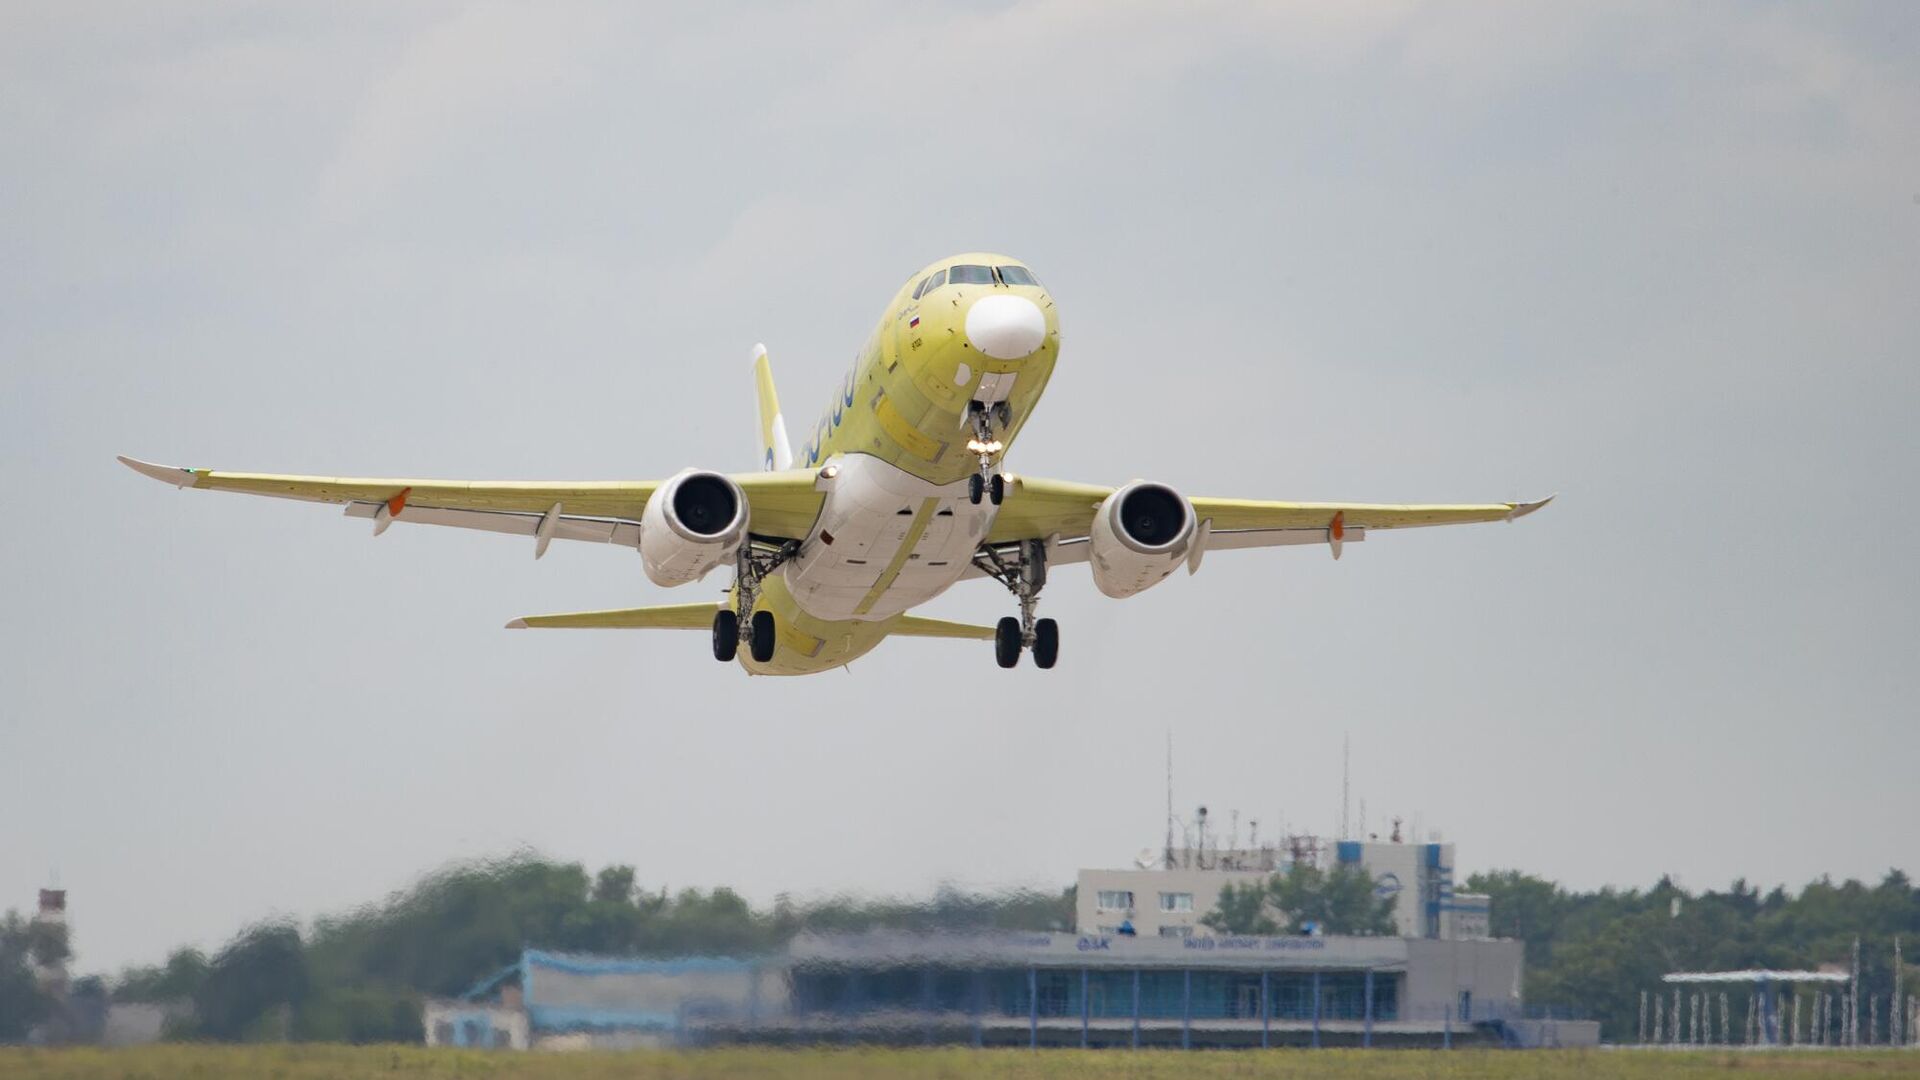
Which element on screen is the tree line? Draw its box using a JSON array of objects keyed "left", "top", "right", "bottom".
[
  {"left": 3, "top": 858, "right": 1913, "bottom": 1044},
  {"left": 20, "top": 857, "right": 1075, "bottom": 1043}
]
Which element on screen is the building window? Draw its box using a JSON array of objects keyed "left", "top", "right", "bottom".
[
  {"left": 1158, "top": 924, "right": 1193, "bottom": 938},
  {"left": 1096, "top": 889, "right": 1134, "bottom": 912},
  {"left": 1159, "top": 891, "right": 1194, "bottom": 913}
]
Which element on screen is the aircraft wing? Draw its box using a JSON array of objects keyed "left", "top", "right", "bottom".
[
  {"left": 507, "top": 603, "right": 720, "bottom": 629},
  {"left": 987, "top": 473, "right": 1551, "bottom": 563},
  {"left": 117, "top": 456, "right": 825, "bottom": 551}
]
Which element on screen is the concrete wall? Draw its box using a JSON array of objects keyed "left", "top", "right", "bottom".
[
  {"left": 422, "top": 1001, "right": 529, "bottom": 1049},
  {"left": 1077, "top": 868, "right": 1271, "bottom": 938},
  {"left": 1403, "top": 938, "right": 1523, "bottom": 1022}
]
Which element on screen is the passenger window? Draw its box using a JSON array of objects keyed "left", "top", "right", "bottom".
[
  {"left": 923, "top": 268, "right": 947, "bottom": 294},
  {"left": 997, "top": 265, "right": 1039, "bottom": 287},
  {"left": 948, "top": 264, "right": 994, "bottom": 286},
  {"left": 912, "top": 277, "right": 929, "bottom": 300}
]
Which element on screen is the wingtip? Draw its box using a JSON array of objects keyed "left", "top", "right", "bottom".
[
  {"left": 118, "top": 455, "right": 198, "bottom": 489},
  {"left": 505, "top": 618, "right": 529, "bottom": 630},
  {"left": 1507, "top": 493, "right": 1557, "bottom": 521},
  {"left": 751, "top": 342, "right": 768, "bottom": 363}
]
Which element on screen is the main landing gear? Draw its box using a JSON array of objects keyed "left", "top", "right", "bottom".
[
  {"left": 712, "top": 538, "right": 797, "bottom": 664},
  {"left": 975, "top": 538, "right": 1058, "bottom": 670},
  {"left": 965, "top": 400, "right": 1011, "bottom": 505}
]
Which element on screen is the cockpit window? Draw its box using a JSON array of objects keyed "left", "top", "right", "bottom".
[
  {"left": 997, "top": 265, "right": 1039, "bottom": 287},
  {"left": 912, "top": 276, "right": 929, "bottom": 300},
  {"left": 948, "top": 264, "right": 994, "bottom": 286},
  {"left": 922, "top": 268, "right": 947, "bottom": 294}
]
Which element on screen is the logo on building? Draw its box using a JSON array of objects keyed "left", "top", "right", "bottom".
[{"left": 1374, "top": 872, "right": 1403, "bottom": 899}]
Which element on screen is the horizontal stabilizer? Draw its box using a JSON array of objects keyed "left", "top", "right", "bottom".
[
  {"left": 506, "top": 603, "right": 721, "bottom": 630},
  {"left": 891, "top": 615, "right": 997, "bottom": 640}
]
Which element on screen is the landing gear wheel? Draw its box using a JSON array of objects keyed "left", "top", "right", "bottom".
[
  {"left": 749, "top": 610, "right": 777, "bottom": 663},
  {"left": 712, "top": 610, "right": 739, "bottom": 662},
  {"left": 1032, "top": 617, "right": 1059, "bottom": 669},
  {"left": 988, "top": 473, "right": 1006, "bottom": 506},
  {"left": 968, "top": 473, "right": 985, "bottom": 506},
  {"left": 994, "top": 617, "right": 1022, "bottom": 669}
]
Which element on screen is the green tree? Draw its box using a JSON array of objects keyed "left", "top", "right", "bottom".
[
  {"left": 115, "top": 948, "right": 210, "bottom": 1003},
  {"left": 1465, "top": 869, "right": 1565, "bottom": 966},
  {"left": 592, "top": 865, "right": 637, "bottom": 904},
  {"left": 0, "top": 912, "right": 52, "bottom": 1042},
  {"left": 1269, "top": 864, "right": 1396, "bottom": 936},
  {"left": 193, "top": 921, "right": 307, "bottom": 1041},
  {"left": 1200, "top": 881, "right": 1281, "bottom": 935},
  {"left": 1201, "top": 866, "right": 1394, "bottom": 937}
]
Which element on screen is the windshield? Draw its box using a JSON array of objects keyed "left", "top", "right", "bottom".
[
  {"left": 997, "top": 265, "right": 1039, "bottom": 287},
  {"left": 948, "top": 264, "right": 994, "bottom": 286}
]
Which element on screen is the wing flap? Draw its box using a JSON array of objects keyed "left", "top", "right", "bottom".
[
  {"left": 505, "top": 603, "right": 721, "bottom": 630},
  {"left": 340, "top": 503, "right": 641, "bottom": 546}
]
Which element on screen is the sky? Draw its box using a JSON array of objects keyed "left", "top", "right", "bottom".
[{"left": 2, "top": 2, "right": 1916, "bottom": 977}]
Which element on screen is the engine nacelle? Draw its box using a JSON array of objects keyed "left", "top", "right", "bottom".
[
  {"left": 1088, "top": 481, "right": 1195, "bottom": 599},
  {"left": 639, "top": 469, "right": 748, "bottom": 587}
]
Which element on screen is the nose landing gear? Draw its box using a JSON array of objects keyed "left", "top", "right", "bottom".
[
  {"left": 975, "top": 538, "right": 1058, "bottom": 670},
  {"left": 965, "top": 401, "right": 1009, "bottom": 505}
]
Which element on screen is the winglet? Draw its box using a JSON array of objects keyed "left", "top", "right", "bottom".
[
  {"left": 1506, "top": 493, "right": 1557, "bottom": 522},
  {"left": 118, "top": 455, "right": 199, "bottom": 489},
  {"left": 504, "top": 618, "right": 528, "bottom": 629}
]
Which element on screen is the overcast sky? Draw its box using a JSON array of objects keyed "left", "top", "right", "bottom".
[{"left": 3, "top": 3, "right": 1916, "bottom": 976}]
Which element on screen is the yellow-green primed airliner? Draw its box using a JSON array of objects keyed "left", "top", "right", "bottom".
[{"left": 121, "top": 253, "right": 1550, "bottom": 675}]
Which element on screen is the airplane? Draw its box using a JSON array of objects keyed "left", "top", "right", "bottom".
[{"left": 120, "top": 252, "right": 1551, "bottom": 676}]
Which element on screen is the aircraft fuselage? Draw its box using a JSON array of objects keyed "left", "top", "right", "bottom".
[{"left": 740, "top": 252, "right": 1059, "bottom": 674}]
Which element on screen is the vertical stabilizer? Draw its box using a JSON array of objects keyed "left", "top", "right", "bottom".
[{"left": 751, "top": 344, "right": 793, "bottom": 471}]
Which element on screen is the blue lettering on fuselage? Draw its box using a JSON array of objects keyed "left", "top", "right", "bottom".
[{"left": 803, "top": 361, "right": 863, "bottom": 466}]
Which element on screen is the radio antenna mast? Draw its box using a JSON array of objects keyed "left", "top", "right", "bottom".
[
  {"left": 1163, "top": 730, "right": 1176, "bottom": 869},
  {"left": 1340, "top": 733, "right": 1351, "bottom": 840}
]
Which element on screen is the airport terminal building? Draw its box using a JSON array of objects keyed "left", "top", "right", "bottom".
[
  {"left": 423, "top": 834, "right": 1593, "bottom": 1051},
  {"left": 426, "top": 930, "right": 1531, "bottom": 1050}
]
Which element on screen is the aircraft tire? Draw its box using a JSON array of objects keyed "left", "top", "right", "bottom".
[
  {"left": 995, "top": 617, "right": 1022, "bottom": 669},
  {"left": 1032, "top": 617, "right": 1059, "bottom": 669},
  {"left": 969, "top": 473, "right": 985, "bottom": 505},
  {"left": 989, "top": 473, "right": 1005, "bottom": 505},
  {"left": 712, "top": 610, "right": 739, "bottom": 662},
  {"left": 749, "top": 610, "right": 777, "bottom": 663}
]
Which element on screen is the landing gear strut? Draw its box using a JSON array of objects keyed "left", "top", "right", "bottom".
[
  {"left": 965, "top": 401, "right": 1008, "bottom": 506},
  {"left": 715, "top": 538, "right": 797, "bottom": 664},
  {"left": 974, "top": 538, "right": 1058, "bottom": 669}
]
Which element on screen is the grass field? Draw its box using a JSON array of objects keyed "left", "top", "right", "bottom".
[{"left": 3, "top": 1046, "right": 1919, "bottom": 1080}]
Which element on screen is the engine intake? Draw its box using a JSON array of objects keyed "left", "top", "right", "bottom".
[
  {"left": 640, "top": 469, "right": 748, "bottom": 586},
  {"left": 1088, "top": 481, "right": 1194, "bottom": 598}
]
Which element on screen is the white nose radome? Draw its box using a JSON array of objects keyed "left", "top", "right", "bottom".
[{"left": 964, "top": 295, "right": 1047, "bottom": 360}]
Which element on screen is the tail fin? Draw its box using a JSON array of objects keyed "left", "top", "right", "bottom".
[{"left": 751, "top": 344, "right": 793, "bottom": 471}]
